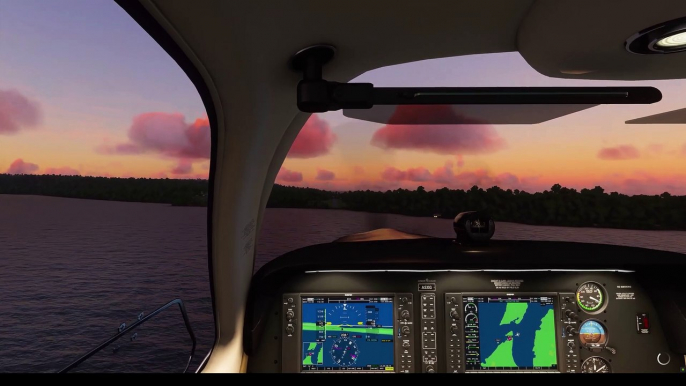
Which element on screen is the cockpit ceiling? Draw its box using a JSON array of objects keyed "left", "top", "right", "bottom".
[
  {"left": 144, "top": 0, "right": 533, "bottom": 86},
  {"left": 147, "top": 0, "right": 686, "bottom": 86},
  {"left": 518, "top": 1, "right": 686, "bottom": 80}
]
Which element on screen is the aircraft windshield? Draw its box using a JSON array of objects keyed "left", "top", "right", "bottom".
[{"left": 258, "top": 52, "right": 686, "bottom": 271}]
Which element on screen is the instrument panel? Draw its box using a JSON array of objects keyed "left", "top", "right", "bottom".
[
  {"left": 252, "top": 270, "right": 682, "bottom": 373},
  {"left": 244, "top": 239, "right": 686, "bottom": 374}
]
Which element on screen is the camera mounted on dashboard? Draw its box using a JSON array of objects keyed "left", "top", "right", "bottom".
[{"left": 453, "top": 211, "right": 495, "bottom": 245}]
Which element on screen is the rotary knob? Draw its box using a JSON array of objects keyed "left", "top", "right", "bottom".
[
  {"left": 285, "top": 325, "right": 294, "bottom": 334},
  {"left": 450, "top": 325, "right": 459, "bottom": 334},
  {"left": 286, "top": 310, "right": 295, "bottom": 320},
  {"left": 426, "top": 365, "right": 435, "bottom": 373},
  {"left": 400, "top": 310, "right": 410, "bottom": 320},
  {"left": 657, "top": 353, "right": 670, "bottom": 365},
  {"left": 450, "top": 310, "right": 459, "bottom": 320},
  {"left": 565, "top": 325, "right": 578, "bottom": 336},
  {"left": 401, "top": 326, "right": 411, "bottom": 336},
  {"left": 449, "top": 297, "right": 457, "bottom": 304}
]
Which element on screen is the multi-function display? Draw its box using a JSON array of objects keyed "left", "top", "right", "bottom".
[
  {"left": 301, "top": 296, "right": 395, "bottom": 372},
  {"left": 463, "top": 295, "right": 558, "bottom": 371}
]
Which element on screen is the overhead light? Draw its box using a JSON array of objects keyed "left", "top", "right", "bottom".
[
  {"left": 656, "top": 31, "right": 686, "bottom": 48},
  {"left": 626, "top": 16, "right": 686, "bottom": 54}
]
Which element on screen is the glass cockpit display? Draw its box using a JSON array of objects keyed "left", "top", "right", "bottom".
[
  {"left": 463, "top": 295, "right": 558, "bottom": 371},
  {"left": 301, "top": 296, "right": 394, "bottom": 371}
]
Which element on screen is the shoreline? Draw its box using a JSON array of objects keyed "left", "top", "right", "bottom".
[
  {"left": 265, "top": 207, "right": 686, "bottom": 233},
  {"left": 3, "top": 194, "right": 684, "bottom": 233}
]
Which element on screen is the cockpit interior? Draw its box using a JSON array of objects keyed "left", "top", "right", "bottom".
[
  {"left": 5, "top": 0, "right": 686, "bottom": 375},
  {"left": 114, "top": 0, "right": 686, "bottom": 374}
]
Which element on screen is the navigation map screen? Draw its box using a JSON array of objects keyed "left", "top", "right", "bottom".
[
  {"left": 463, "top": 295, "right": 558, "bottom": 371},
  {"left": 301, "top": 296, "right": 394, "bottom": 372}
]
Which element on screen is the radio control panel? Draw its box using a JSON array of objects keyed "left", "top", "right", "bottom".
[{"left": 445, "top": 294, "right": 464, "bottom": 373}]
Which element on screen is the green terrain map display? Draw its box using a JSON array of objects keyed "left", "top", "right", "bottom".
[
  {"left": 478, "top": 302, "right": 557, "bottom": 368},
  {"left": 303, "top": 342, "right": 324, "bottom": 365}
]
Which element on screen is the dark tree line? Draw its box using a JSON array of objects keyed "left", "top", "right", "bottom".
[
  {"left": 267, "top": 183, "right": 686, "bottom": 230},
  {"left": 1, "top": 174, "right": 685, "bottom": 230},
  {"left": 0, "top": 174, "right": 208, "bottom": 206}
]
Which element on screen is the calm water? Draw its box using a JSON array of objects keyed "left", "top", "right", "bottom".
[{"left": 1, "top": 195, "right": 685, "bottom": 372}]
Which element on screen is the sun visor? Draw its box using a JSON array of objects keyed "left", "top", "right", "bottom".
[
  {"left": 626, "top": 107, "right": 686, "bottom": 124},
  {"left": 343, "top": 104, "right": 597, "bottom": 125}
]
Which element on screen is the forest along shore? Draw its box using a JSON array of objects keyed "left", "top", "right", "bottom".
[{"left": 1, "top": 174, "right": 685, "bottom": 231}]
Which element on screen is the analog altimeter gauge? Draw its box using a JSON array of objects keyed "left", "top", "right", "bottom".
[{"left": 581, "top": 356, "right": 611, "bottom": 373}]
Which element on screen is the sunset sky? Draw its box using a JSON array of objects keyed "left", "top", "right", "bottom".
[{"left": 2, "top": 0, "right": 686, "bottom": 195}]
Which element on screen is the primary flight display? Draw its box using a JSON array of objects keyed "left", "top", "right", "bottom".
[{"left": 301, "top": 296, "right": 395, "bottom": 372}]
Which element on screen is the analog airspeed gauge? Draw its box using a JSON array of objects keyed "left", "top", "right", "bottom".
[{"left": 576, "top": 282, "right": 606, "bottom": 314}]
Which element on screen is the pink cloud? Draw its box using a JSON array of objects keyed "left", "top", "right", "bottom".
[
  {"left": 433, "top": 161, "right": 455, "bottom": 183},
  {"left": 0, "top": 89, "right": 42, "bottom": 135},
  {"left": 287, "top": 115, "right": 337, "bottom": 158},
  {"left": 315, "top": 168, "right": 336, "bottom": 181},
  {"left": 378, "top": 161, "right": 545, "bottom": 191},
  {"left": 306, "top": 170, "right": 542, "bottom": 193},
  {"left": 646, "top": 144, "right": 664, "bottom": 156},
  {"left": 370, "top": 105, "right": 506, "bottom": 155},
  {"left": 102, "top": 142, "right": 143, "bottom": 155},
  {"left": 451, "top": 169, "right": 502, "bottom": 188},
  {"left": 597, "top": 145, "right": 640, "bottom": 160},
  {"left": 276, "top": 167, "right": 303, "bottom": 182},
  {"left": 353, "top": 165, "right": 365, "bottom": 175},
  {"left": 443, "top": 168, "right": 547, "bottom": 191},
  {"left": 294, "top": 163, "right": 686, "bottom": 196},
  {"left": 381, "top": 167, "right": 406, "bottom": 181},
  {"left": 493, "top": 172, "right": 520, "bottom": 186},
  {"left": 6, "top": 158, "right": 39, "bottom": 174},
  {"left": 44, "top": 166, "right": 80, "bottom": 176},
  {"left": 381, "top": 166, "right": 434, "bottom": 182},
  {"left": 407, "top": 167, "right": 433, "bottom": 181},
  {"left": 171, "top": 159, "right": 193, "bottom": 175},
  {"left": 456, "top": 155, "right": 464, "bottom": 168},
  {"left": 97, "top": 112, "right": 210, "bottom": 159},
  {"left": 681, "top": 143, "right": 686, "bottom": 156},
  {"left": 596, "top": 172, "right": 686, "bottom": 196}
]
